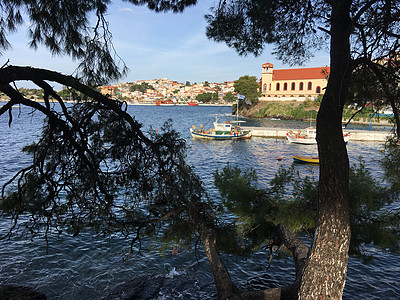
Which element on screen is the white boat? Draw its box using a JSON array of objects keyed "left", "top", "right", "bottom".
[
  {"left": 190, "top": 114, "right": 252, "bottom": 140},
  {"left": 286, "top": 127, "right": 350, "bottom": 144}
]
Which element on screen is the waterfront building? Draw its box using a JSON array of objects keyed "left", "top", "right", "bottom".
[{"left": 261, "top": 63, "right": 330, "bottom": 99}]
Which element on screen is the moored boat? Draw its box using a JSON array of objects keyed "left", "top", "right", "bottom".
[
  {"left": 286, "top": 127, "right": 350, "bottom": 144},
  {"left": 293, "top": 154, "right": 319, "bottom": 164},
  {"left": 188, "top": 100, "right": 199, "bottom": 106},
  {"left": 156, "top": 99, "right": 175, "bottom": 106},
  {"left": 190, "top": 114, "right": 252, "bottom": 140}
]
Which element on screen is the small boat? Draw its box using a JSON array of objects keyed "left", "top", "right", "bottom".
[
  {"left": 156, "top": 99, "right": 175, "bottom": 106},
  {"left": 190, "top": 114, "right": 252, "bottom": 140},
  {"left": 188, "top": 100, "right": 199, "bottom": 106},
  {"left": 293, "top": 155, "right": 319, "bottom": 164},
  {"left": 286, "top": 127, "right": 350, "bottom": 144}
]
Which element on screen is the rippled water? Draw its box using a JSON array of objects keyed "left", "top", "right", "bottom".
[{"left": 0, "top": 104, "right": 399, "bottom": 299}]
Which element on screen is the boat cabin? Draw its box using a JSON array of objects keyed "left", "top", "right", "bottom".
[{"left": 213, "top": 122, "right": 232, "bottom": 132}]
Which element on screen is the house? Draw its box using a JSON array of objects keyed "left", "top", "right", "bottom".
[{"left": 261, "top": 63, "right": 330, "bottom": 99}]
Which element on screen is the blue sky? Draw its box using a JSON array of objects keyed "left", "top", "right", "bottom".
[{"left": 2, "top": 0, "right": 330, "bottom": 88}]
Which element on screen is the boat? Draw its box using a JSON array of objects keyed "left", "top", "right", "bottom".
[
  {"left": 190, "top": 114, "right": 252, "bottom": 140},
  {"left": 286, "top": 127, "right": 351, "bottom": 144},
  {"left": 156, "top": 99, "right": 175, "bottom": 106},
  {"left": 293, "top": 154, "right": 319, "bottom": 164},
  {"left": 188, "top": 100, "right": 199, "bottom": 106},
  {"left": 286, "top": 127, "right": 318, "bottom": 144}
]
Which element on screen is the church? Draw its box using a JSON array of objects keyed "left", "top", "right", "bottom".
[{"left": 260, "top": 63, "right": 330, "bottom": 98}]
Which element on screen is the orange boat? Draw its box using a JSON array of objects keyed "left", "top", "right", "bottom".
[
  {"left": 156, "top": 99, "right": 175, "bottom": 106},
  {"left": 188, "top": 100, "right": 198, "bottom": 106}
]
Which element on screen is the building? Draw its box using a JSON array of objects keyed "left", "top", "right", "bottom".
[{"left": 261, "top": 63, "right": 330, "bottom": 98}]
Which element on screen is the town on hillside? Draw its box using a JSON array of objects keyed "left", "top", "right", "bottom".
[
  {"left": 101, "top": 62, "right": 331, "bottom": 105},
  {"left": 0, "top": 63, "right": 331, "bottom": 104},
  {"left": 100, "top": 79, "right": 236, "bottom": 105}
]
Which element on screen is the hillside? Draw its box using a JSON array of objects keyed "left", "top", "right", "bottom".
[{"left": 240, "top": 100, "right": 319, "bottom": 120}]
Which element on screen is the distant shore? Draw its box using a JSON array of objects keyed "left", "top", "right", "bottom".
[
  {"left": 240, "top": 101, "right": 395, "bottom": 128},
  {"left": 128, "top": 102, "right": 232, "bottom": 106},
  {"left": 0, "top": 99, "right": 232, "bottom": 107}
]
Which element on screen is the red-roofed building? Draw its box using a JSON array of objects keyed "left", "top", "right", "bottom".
[{"left": 261, "top": 63, "right": 330, "bottom": 98}]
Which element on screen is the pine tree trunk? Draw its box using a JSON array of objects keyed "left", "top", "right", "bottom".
[
  {"left": 388, "top": 97, "right": 400, "bottom": 139},
  {"left": 299, "top": 0, "right": 352, "bottom": 298}
]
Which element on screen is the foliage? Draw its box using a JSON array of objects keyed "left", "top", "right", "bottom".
[
  {"left": 214, "top": 160, "right": 400, "bottom": 259},
  {"left": 0, "top": 1, "right": 198, "bottom": 85},
  {"left": 254, "top": 102, "right": 318, "bottom": 120},
  {"left": 0, "top": 0, "right": 133, "bottom": 84},
  {"left": 205, "top": 0, "right": 325, "bottom": 64},
  {"left": 313, "top": 94, "right": 323, "bottom": 105},
  {"left": 130, "top": 82, "right": 154, "bottom": 93},
  {"left": 382, "top": 140, "right": 400, "bottom": 196},
  {"left": 222, "top": 92, "right": 235, "bottom": 102},
  {"left": 253, "top": 101, "right": 384, "bottom": 123},
  {"left": 57, "top": 88, "right": 72, "bottom": 100},
  {"left": 57, "top": 88, "right": 88, "bottom": 101},
  {"left": 348, "top": 157, "right": 400, "bottom": 257},
  {"left": 347, "top": 62, "right": 400, "bottom": 136},
  {"left": 213, "top": 164, "right": 316, "bottom": 255},
  {"left": 233, "top": 75, "right": 260, "bottom": 106},
  {"left": 0, "top": 67, "right": 211, "bottom": 254},
  {"left": 127, "top": 0, "right": 197, "bottom": 13},
  {"left": 195, "top": 92, "right": 218, "bottom": 102},
  {"left": 2, "top": 0, "right": 400, "bottom": 297}
]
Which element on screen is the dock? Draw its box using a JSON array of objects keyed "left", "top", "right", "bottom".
[{"left": 243, "top": 127, "right": 392, "bottom": 142}]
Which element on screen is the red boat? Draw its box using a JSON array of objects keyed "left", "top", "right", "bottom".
[{"left": 188, "top": 100, "right": 198, "bottom": 106}]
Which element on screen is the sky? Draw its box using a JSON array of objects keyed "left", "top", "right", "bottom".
[{"left": 2, "top": 0, "right": 330, "bottom": 89}]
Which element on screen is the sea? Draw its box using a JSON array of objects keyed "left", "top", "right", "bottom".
[{"left": 0, "top": 104, "right": 399, "bottom": 299}]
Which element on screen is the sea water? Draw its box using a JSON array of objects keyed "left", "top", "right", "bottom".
[{"left": 0, "top": 104, "right": 399, "bottom": 299}]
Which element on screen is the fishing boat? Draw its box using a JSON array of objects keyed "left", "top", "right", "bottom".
[
  {"left": 292, "top": 154, "right": 319, "bottom": 164},
  {"left": 190, "top": 114, "right": 252, "bottom": 140},
  {"left": 286, "top": 127, "right": 351, "bottom": 144}
]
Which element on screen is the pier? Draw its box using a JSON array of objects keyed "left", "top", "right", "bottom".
[{"left": 243, "top": 127, "right": 392, "bottom": 142}]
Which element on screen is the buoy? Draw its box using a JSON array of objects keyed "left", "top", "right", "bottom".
[
  {"left": 277, "top": 157, "right": 282, "bottom": 161},
  {"left": 156, "top": 129, "right": 158, "bottom": 132}
]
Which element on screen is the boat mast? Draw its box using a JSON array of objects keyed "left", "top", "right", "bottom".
[{"left": 236, "top": 100, "right": 239, "bottom": 122}]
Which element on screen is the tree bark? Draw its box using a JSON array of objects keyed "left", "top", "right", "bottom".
[
  {"left": 187, "top": 203, "right": 241, "bottom": 300},
  {"left": 187, "top": 203, "right": 309, "bottom": 300},
  {"left": 299, "top": 0, "right": 352, "bottom": 299}
]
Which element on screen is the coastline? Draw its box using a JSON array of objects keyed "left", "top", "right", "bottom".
[
  {"left": 0, "top": 99, "right": 232, "bottom": 107},
  {"left": 240, "top": 102, "right": 395, "bottom": 128}
]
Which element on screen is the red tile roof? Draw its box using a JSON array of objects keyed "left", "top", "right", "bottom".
[
  {"left": 262, "top": 63, "right": 274, "bottom": 68},
  {"left": 273, "top": 67, "right": 330, "bottom": 80}
]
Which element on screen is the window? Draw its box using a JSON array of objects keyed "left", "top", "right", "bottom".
[
  {"left": 284, "top": 82, "right": 288, "bottom": 91},
  {"left": 276, "top": 83, "right": 280, "bottom": 91},
  {"left": 299, "top": 82, "right": 304, "bottom": 90},
  {"left": 263, "top": 84, "right": 267, "bottom": 91},
  {"left": 291, "top": 82, "right": 295, "bottom": 90},
  {"left": 316, "top": 86, "right": 321, "bottom": 93},
  {"left": 269, "top": 84, "right": 271, "bottom": 91},
  {"left": 308, "top": 82, "right": 312, "bottom": 90}
]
